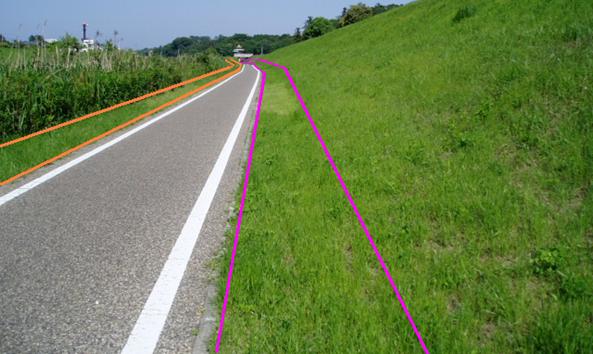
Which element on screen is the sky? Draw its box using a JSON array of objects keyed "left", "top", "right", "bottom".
[{"left": 1, "top": 0, "right": 412, "bottom": 49}]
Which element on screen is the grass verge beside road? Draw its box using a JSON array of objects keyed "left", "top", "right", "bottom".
[
  {"left": 0, "top": 63, "right": 239, "bottom": 183},
  {"left": 214, "top": 0, "right": 593, "bottom": 352}
]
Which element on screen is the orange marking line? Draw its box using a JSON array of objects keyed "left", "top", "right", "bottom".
[
  {"left": 0, "top": 60, "right": 236, "bottom": 149},
  {"left": 0, "top": 63, "right": 243, "bottom": 187}
]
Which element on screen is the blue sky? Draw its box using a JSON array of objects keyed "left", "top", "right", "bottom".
[{"left": 1, "top": 0, "right": 411, "bottom": 49}]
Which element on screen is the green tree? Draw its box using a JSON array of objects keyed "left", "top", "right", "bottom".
[
  {"left": 144, "top": 33, "right": 294, "bottom": 57},
  {"left": 294, "top": 27, "right": 303, "bottom": 42},
  {"left": 103, "top": 39, "right": 117, "bottom": 51},
  {"left": 339, "top": 3, "right": 373, "bottom": 27},
  {"left": 57, "top": 34, "right": 81, "bottom": 50},
  {"left": 171, "top": 37, "right": 194, "bottom": 51},
  {"left": 303, "top": 17, "right": 335, "bottom": 40},
  {"left": 0, "top": 34, "right": 9, "bottom": 48},
  {"left": 372, "top": 3, "right": 401, "bottom": 15},
  {"left": 28, "top": 34, "right": 45, "bottom": 46}
]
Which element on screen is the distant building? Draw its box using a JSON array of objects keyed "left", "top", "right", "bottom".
[
  {"left": 45, "top": 38, "right": 58, "bottom": 44},
  {"left": 80, "top": 23, "right": 101, "bottom": 52},
  {"left": 81, "top": 39, "right": 100, "bottom": 52},
  {"left": 233, "top": 44, "right": 253, "bottom": 60}
]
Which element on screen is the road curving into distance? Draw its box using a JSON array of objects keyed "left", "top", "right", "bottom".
[{"left": 0, "top": 63, "right": 259, "bottom": 353}]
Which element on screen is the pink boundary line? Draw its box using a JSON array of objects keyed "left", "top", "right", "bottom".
[
  {"left": 215, "top": 59, "right": 430, "bottom": 353},
  {"left": 215, "top": 63, "right": 266, "bottom": 352},
  {"left": 255, "top": 58, "right": 430, "bottom": 354}
]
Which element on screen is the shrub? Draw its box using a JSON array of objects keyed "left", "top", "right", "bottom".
[
  {"left": 339, "top": 3, "right": 373, "bottom": 27},
  {"left": 453, "top": 5, "right": 477, "bottom": 23},
  {"left": 302, "top": 17, "right": 336, "bottom": 40},
  {"left": 530, "top": 248, "right": 562, "bottom": 276},
  {"left": 561, "top": 23, "right": 593, "bottom": 44}
]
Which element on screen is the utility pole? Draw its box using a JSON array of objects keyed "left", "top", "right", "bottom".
[{"left": 260, "top": 44, "right": 263, "bottom": 55}]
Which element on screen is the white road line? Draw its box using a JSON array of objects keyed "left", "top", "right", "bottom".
[
  {"left": 120, "top": 65, "right": 260, "bottom": 354},
  {"left": 0, "top": 65, "right": 246, "bottom": 207}
]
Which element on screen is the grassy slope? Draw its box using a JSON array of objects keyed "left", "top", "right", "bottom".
[
  {"left": 214, "top": 0, "right": 593, "bottom": 352},
  {"left": 0, "top": 67, "right": 231, "bottom": 182}
]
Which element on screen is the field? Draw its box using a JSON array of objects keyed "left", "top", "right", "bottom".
[
  {"left": 0, "top": 48, "right": 229, "bottom": 182},
  {"left": 213, "top": 0, "right": 593, "bottom": 352}
]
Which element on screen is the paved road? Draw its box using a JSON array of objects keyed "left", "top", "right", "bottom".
[{"left": 0, "top": 65, "right": 259, "bottom": 353}]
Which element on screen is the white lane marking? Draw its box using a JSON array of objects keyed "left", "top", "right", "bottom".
[
  {"left": 120, "top": 65, "right": 260, "bottom": 354},
  {"left": 0, "top": 65, "right": 246, "bottom": 208}
]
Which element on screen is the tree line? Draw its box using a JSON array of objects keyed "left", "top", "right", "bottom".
[
  {"left": 140, "top": 33, "right": 295, "bottom": 57},
  {"left": 296, "top": 3, "right": 402, "bottom": 41},
  {"left": 0, "top": 33, "right": 121, "bottom": 51},
  {"left": 0, "top": 3, "right": 401, "bottom": 55},
  {"left": 140, "top": 2, "right": 402, "bottom": 57}
]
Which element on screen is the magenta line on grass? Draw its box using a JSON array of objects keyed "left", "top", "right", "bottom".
[
  {"left": 256, "top": 57, "right": 430, "bottom": 354},
  {"left": 215, "top": 63, "right": 266, "bottom": 352}
]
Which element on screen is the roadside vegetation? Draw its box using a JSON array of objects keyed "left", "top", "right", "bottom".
[
  {"left": 215, "top": 0, "right": 593, "bottom": 352},
  {"left": 0, "top": 66, "right": 234, "bottom": 183},
  {"left": 0, "top": 36, "right": 231, "bottom": 183},
  {"left": 0, "top": 44, "right": 225, "bottom": 142}
]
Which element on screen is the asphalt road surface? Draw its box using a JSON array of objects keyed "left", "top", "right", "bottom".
[{"left": 0, "top": 65, "right": 259, "bottom": 353}]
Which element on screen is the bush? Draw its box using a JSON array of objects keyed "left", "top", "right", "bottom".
[
  {"left": 530, "top": 248, "right": 562, "bottom": 276},
  {"left": 561, "top": 23, "right": 593, "bottom": 43},
  {"left": 303, "top": 17, "right": 336, "bottom": 40},
  {"left": 339, "top": 3, "right": 373, "bottom": 27},
  {"left": 452, "top": 5, "right": 477, "bottom": 23}
]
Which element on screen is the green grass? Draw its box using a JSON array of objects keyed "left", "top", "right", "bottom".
[
  {"left": 213, "top": 0, "right": 593, "bottom": 352},
  {"left": 0, "top": 48, "right": 16, "bottom": 60},
  {"left": 0, "top": 69, "right": 231, "bottom": 182}
]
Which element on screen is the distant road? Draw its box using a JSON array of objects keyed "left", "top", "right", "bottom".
[{"left": 0, "top": 65, "right": 259, "bottom": 353}]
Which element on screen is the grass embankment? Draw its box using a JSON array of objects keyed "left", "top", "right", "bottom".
[
  {"left": 0, "top": 49, "right": 233, "bottom": 182},
  {"left": 214, "top": 0, "right": 593, "bottom": 352}
]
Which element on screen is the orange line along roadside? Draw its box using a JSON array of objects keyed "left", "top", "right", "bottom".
[{"left": 0, "top": 63, "right": 243, "bottom": 187}]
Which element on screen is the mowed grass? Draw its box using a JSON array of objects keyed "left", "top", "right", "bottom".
[
  {"left": 0, "top": 66, "right": 235, "bottom": 182},
  {"left": 214, "top": 0, "right": 593, "bottom": 353}
]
